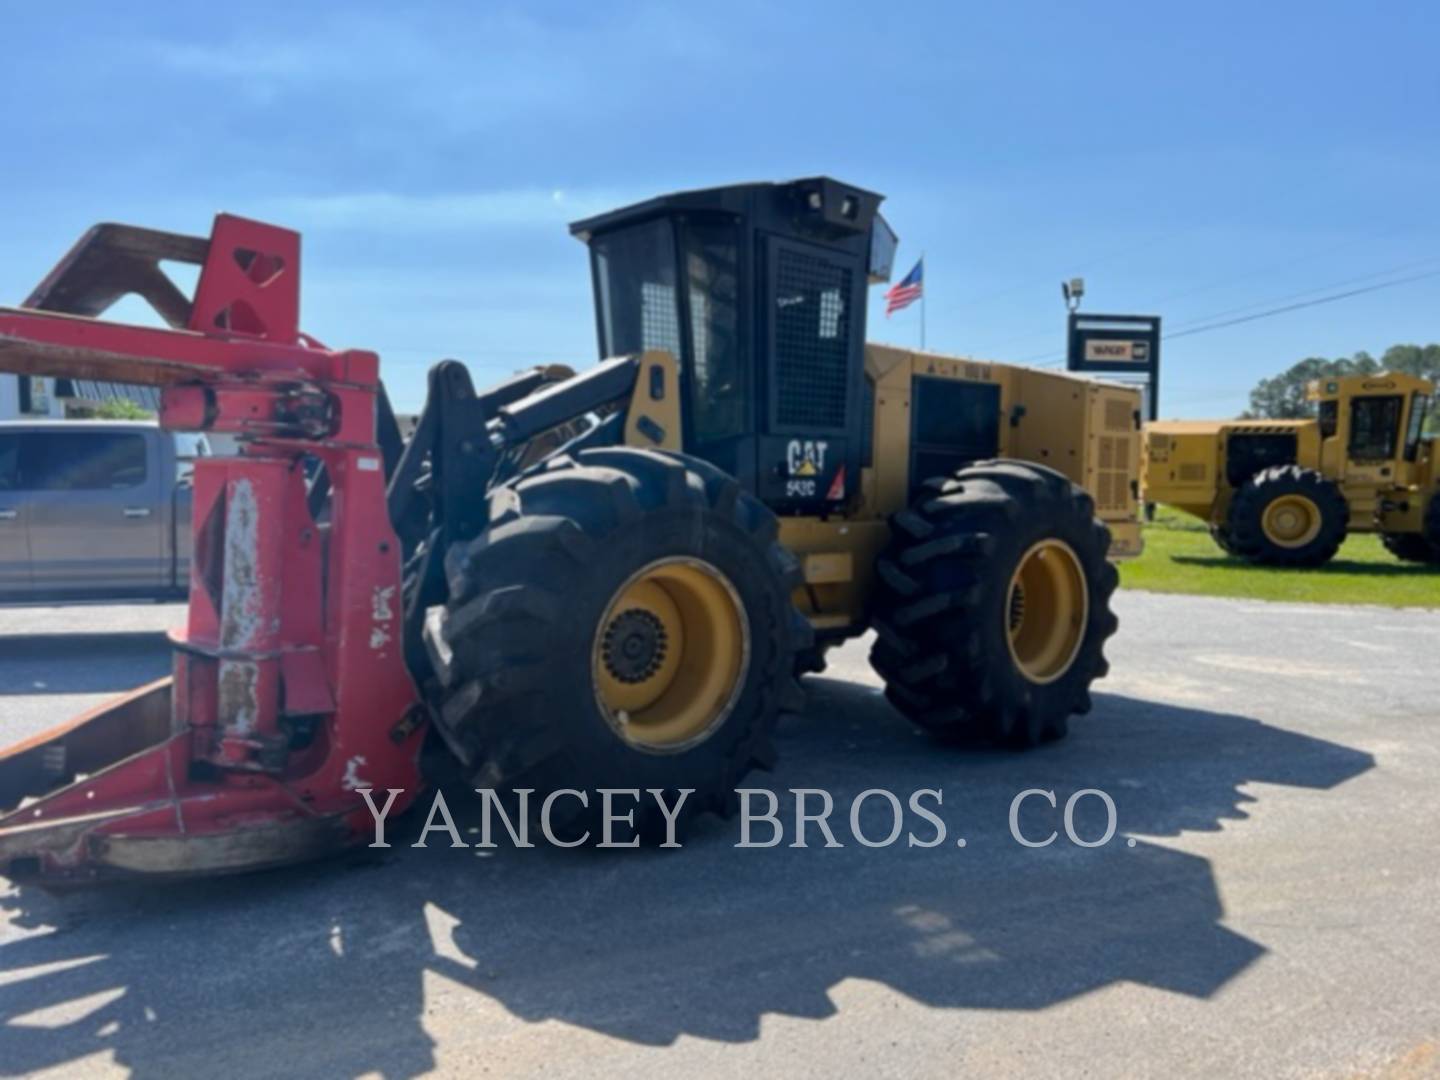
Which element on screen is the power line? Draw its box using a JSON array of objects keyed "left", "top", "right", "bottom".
[
  {"left": 1019, "top": 260, "right": 1440, "bottom": 366},
  {"left": 1138, "top": 221, "right": 1416, "bottom": 312},
  {"left": 1163, "top": 267, "right": 1440, "bottom": 341},
  {"left": 1161, "top": 255, "right": 1440, "bottom": 334},
  {"left": 966, "top": 222, "right": 1426, "bottom": 359}
]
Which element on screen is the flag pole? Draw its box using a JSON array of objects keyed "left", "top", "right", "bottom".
[{"left": 919, "top": 252, "right": 926, "bottom": 352}]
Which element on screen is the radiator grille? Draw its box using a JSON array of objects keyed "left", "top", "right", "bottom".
[
  {"left": 1097, "top": 472, "right": 1121, "bottom": 512},
  {"left": 1179, "top": 463, "right": 1208, "bottom": 483},
  {"left": 773, "top": 249, "right": 852, "bottom": 429},
  {"left": 1095, "top": 436, "right": 1131, "bottom": 512},
  {"left": 1104, "top": 398, "right": 1133, "bottom": 432}
]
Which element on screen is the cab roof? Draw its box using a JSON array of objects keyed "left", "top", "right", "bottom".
[
  {"left": 568, "top": 176, "right": 885, "bottom": 242},
  {"left": 1148, "top": 419, "right": 1313, "bottom": 434}
]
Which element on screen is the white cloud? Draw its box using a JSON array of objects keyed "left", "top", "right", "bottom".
[
  {"left": 151, "top": 40, "right": 313, "bottom": 80},
  {"left": 142, "top": 7, "right": 754, "bottom": 131},
  {"left": 145, "top": 12, "right": 588, "bottom": 121},
  {"left": 255, "top": 188, "right": 624, "bottom": 232}
]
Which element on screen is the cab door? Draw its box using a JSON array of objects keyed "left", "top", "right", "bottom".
[
  {"left": 1342, "top": 395, "right": 1404, "bottom": 519},
  {"left": 0, "top": 432, "right": 30, "bottom": 596},
  {"left": 677, "top": 218, "right": 755, "bottom": 492}
]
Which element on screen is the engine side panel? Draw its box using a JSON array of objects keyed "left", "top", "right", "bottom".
[
  {"left": 1144, "top": 419, "right": 1319, "bottom": 526},
  {"left": 781, "top": 345, "right": 1145, "bottom": 639},
  {"left": 1012, "top": 367, "right": 1144, "bottom": 557}
]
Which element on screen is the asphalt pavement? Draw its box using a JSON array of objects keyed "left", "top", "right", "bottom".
[{"left": 0, "top": 591, "right": 1438, "bottom": 1079}]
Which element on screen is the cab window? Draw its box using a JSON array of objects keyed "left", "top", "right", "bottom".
[
  {"left": 1317, "top": 400, "right": 1338, "bottom": 439},
  {"left": 1348, "top": 396, "right": 1402, "bottom": 460},
  {"left": 1402, "top": 392, "right": 1430, "bottom": 462},
  {"left": 591, "top": 220, "right": 681, "bottom": 362},
  {"left": 681, "top": 221, "right": 744, "bottom": 441}
]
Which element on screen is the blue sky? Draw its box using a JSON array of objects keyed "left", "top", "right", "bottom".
[{"left": 1, "top": 1, "right": 1436, "bottom": 415}]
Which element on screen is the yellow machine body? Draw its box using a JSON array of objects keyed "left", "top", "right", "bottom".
[{"left": 621, "top": 346, "right": 1144, "bottom": 641}]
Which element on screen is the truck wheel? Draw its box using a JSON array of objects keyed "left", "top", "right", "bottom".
[
  {"left": 1226, "top": 465, "right": 1347, "bottom": 567},
  {"left": 868, "top": 460, "right": 1119, "bottom": 747},
  {"left": 1381, "top": 498, "right": 1440, "bottom": 564},
  {"left": 423, "top": 448, "right": 808, "bottom": 840}
]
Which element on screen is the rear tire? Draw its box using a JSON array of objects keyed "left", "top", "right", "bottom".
[
  {"left": 423, "top": 448, "right": 809, "bottom": 840},
  {"left": 1381, "top": 497, "right": 1440, "bottom": 564},
  {"left": 1381, "top": 532, "right": 1440, "bottom": 564},
  {"left": 1226, "top": 465, "right": 1347, "bottom": 567},
  {"left": 868, "top": 460, "right": 1119, "bottom": 747},
  {"left": 1209, "top": 524, "right": 1239, "bottom": 556}
]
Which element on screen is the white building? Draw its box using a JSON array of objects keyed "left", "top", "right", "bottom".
[
  {"left": 1, "top": 373, "right": 163, "bottom": 420},
  {"left": 0, "top": 374, "right": 64, "bottom": 420}
]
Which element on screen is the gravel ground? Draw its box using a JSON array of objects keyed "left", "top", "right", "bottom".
[{"left": 1, "top": 591, "right": 1437, "bottom": 1079}]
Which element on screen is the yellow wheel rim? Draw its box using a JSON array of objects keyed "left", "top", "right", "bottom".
[
  {"left": 1005, "top": 540, "right": 1089, "bottom": 685},
  {"left": 592, "top": 557, "right": 749, "bottom": 753},
  {"left": 1262, "top": 494, "right": 1322, "bottom": 548}
]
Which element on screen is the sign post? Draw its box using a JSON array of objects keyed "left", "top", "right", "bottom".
[{"left": 1065, "top": 313, "right": 1162, "bottom": 421}]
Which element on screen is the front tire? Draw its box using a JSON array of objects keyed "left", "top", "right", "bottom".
[
  {"left": 1226, "top": 465, "right": 1347, "bottom": 567},
  {"left": 423, "top": 448, "right": 809, "bottom": 839},
  {"left": 868, "top": 460, "right": 1119, "bottom": 746},
  {"left": 1210, "top": 523, "right": 1239, "bottom": 556}
]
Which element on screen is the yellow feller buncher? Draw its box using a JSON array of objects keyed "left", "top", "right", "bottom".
[
  {"left": 1145, "top": 372, "right": 1437, "bottom": 566},
  {"left": 0, "top": 177, "right": 1143, "bottom": 882}
]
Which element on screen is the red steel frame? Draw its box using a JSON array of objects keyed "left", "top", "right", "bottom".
[{"left": 0, "top": 215, "right": 427, "bottom": 881}]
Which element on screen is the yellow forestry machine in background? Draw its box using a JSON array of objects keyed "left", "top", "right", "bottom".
[{"left": 1144, "top": 373, "right": 1438, "bottom": 566}]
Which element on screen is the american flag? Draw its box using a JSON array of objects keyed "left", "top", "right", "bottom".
[{"left": 885, "top": 258, "right": 923, "bottom": 316}]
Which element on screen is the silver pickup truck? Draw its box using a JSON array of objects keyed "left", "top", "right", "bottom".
[{"left": 0, "top": 420, "right": 206, "bottom": 601}]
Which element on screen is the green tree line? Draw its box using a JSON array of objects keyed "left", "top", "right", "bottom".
[{"left": 1244, "top": 344, "right": 1439, "bottom": 431}]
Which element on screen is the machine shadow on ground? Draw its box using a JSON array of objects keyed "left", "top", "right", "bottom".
[
  {"left": 0, "top": 632, "right": 174, "bottom": 696},
  {"left": 0, "top": 680, "right": 1375, "bottom": 1078}
]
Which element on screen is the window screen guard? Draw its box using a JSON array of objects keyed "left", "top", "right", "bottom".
[{"left": 770, "top": 243, "right": 854, "bottom": 431}]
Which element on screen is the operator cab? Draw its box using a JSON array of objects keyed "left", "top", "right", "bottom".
[
  {"left": 570, "top": 178, "right": 897, "bottom": 510},
  {"left": 1310, "top": 373, "right": 1435, "bottom": 468}
]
